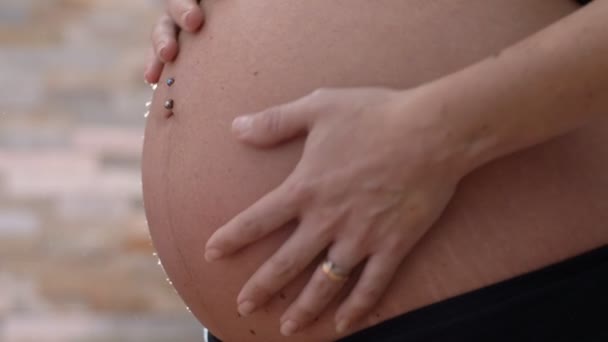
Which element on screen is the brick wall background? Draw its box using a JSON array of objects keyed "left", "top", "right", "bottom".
[{"left": 0, "top": 1, "right": 203, "bottom": 341}]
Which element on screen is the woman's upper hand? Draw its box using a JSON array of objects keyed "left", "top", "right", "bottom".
[
  {"left": 205, "top": 87, "right": 472, "bottom": 336},
  {"left": 144, "top": 0, "right": 204, "bottom": 84}
]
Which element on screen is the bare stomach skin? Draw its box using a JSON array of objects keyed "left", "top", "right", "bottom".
[{"left": 141, "top": 1, "right": 608, "bottom": 341}]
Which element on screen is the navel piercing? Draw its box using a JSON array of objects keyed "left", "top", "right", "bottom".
[{"left": 163, "top": 78, "right": 175, "bottom": 113}]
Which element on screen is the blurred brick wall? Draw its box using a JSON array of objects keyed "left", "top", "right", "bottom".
[{"left": 0, "top": 1, "right": 203, "bottom": 340}]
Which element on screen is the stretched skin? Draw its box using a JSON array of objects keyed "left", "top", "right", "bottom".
[{"left": 142, "top": 1, "right": 608, "bottom": 341}]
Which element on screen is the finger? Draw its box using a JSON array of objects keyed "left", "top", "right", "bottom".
[
  {"left": 278, "top": 239, "right": 367, "bottom": 336},
  {"left": 232, "top": 93, "right": 322, "bottom": 147},
  {"left": 167, "top": 0, "right": 204, "bottom": 32},
  {"left": 152, "top": 14, "right": 179, "bottom": 63},
  {"left": 334, "top": 247, "right": 407, "bottom": 334},
  {"left": 236, "top": 217, "right": 332, "bottom": 317},
  {"left": 144, "top": 47, "right": 164, "bottom": 84},
  {"left": 204, "top": 178, "right": 305, "bottom": 261}
]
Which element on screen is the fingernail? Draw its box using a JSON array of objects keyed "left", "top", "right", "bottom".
[
  {"left": 280, "top": 320, "right": 299, "bottom": 336},
  {"left": 232, "top": 116, "right": 252, "bottom": 134},
  {"left": 238, "top": 300, "right": 256, "bottom": 316},
  {"left": 205, "top": 248, "right": 223, "bottom": 262},
  {"left": 336, "top": 319, "right": 350, "bottom": 334}
]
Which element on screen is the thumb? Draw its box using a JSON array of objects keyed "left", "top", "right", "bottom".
[{"left": 232, "top": 103, "right": 311, "bottom": 147}]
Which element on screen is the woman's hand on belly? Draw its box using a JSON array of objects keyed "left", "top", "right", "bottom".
[
  {"left": 144, "top": 0, "right": 204, "bottom": 83},
  {"left": 204, "top": 86, "right": 471, "bottom": 336}
]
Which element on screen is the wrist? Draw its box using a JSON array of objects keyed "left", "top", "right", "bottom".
[
  {"left": 413, "top": 65, "right": 512, "bottom": 176},
  {"left": 390, "top": 85, "right": 482, "bottom": 179}
]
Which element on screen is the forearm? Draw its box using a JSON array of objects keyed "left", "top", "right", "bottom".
[{"left": 421, "top": 1, "right": 608, "bottom": 173}]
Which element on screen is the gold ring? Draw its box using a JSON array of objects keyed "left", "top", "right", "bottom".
[{"left": 321, "top": 260, "right": 349, "bottom": 282}]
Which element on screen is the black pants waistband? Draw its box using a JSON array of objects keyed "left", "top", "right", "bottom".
[
  {"left": 208, "top": 245, "right": 608, "bottom": 341},
  {"left": 340, "top": 244, "right": 608, "bottom": 342}
]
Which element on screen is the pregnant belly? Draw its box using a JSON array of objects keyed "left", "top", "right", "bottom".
[{"left": 142, "top": 1, "right": 608, "bottom": 341}]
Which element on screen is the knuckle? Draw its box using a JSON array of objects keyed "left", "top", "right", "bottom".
[
  {"left": 310, "top": 87, "right": 330, "bottom": 98},
  {"left": 351, "top": 239, "right": 369, "bottom": 255},
  {"left": 214, "top": 234, "right": 236, "bottom": 252},
  {"left": 167, "top": 2, "right": 186, "bottom": 21},
  {"left": 238, "top": 217, "right": 263, "bottom": 238},
  {"left": 260, "top": 107, "right": 285, "bottom": 134},
  {"left": 270, "top": 256, "right": 297, "bottom": 279},
  {"left": 154, "top": 16, "right": 170, "bottom": 34},
  {"left": 310, "top": 212, "right": 340, "bottom": 240},
  {"left": 316, "top": 206, "right": 341, "bottom": 223},
  {"left": 407, "top": 197, "right": 432, "bottom": 220},
  {"left": 155, "top": 13, "right": 165, "bottom": 27},
  {"left": 349, "top": 297, "right": 375, "bottom": 314},
  {"left": 353, "top": 283, "right": 383, "bottom": 307},
  {"left": 180, "top": 8, "right": 191, "bottom": 23},
  {"left": 249, "top": 282, "right": 274, "bottom": 303},
  {"left": 159, "top": 13, "right": 174, "bottom": 26},
  {"left": 343, "top": 302, "right": 370, "bottom": 323},
  {"left": 285, "top": 179, "right": 315, "bottom": 204},
  {"left": 292, "top": 303, "right": 317, "bottom": 322},
  {"left": 351, "top": 228, "right": 373, "bottom": 248},
  {"left": 385, "top": 236, "right": 407, "bottom": 254},
  {"left": 307, "top": 87, "right": 337, "bottom": 115},
  {"left": 153, "top": 37, "right": 165, "bottom": 52},
  {"left": 152, "top": 28, "right": 168, "bottom": 47},
  {"left": 313, "top": 271, "right": 336, "bottom": 295}
]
